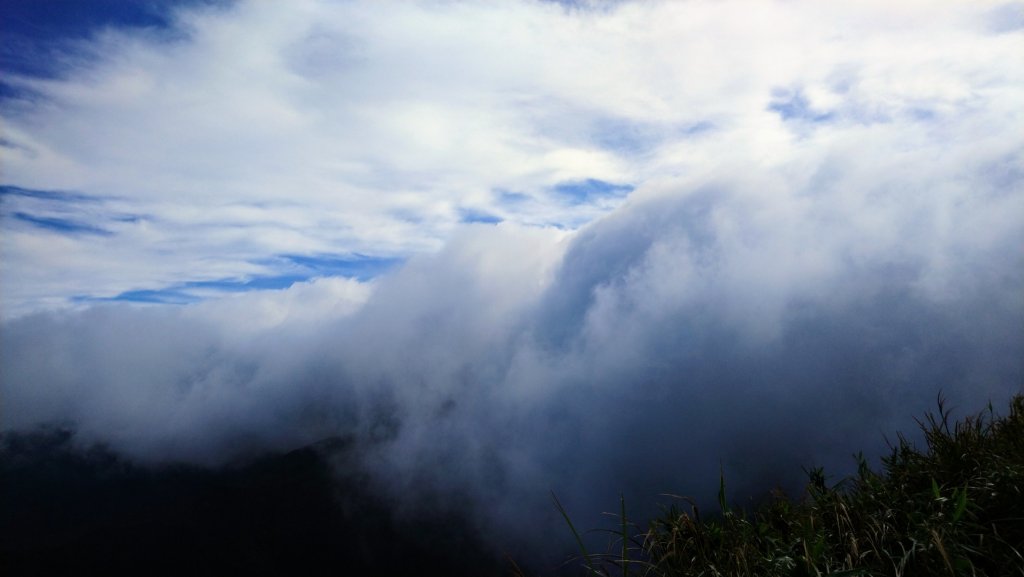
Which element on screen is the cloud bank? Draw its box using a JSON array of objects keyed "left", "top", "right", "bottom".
[
  {"left": 3, "top": 169, "right": 1022, "bottom": 556},
  {"left": 2, "top": 0, "right": 1023, "bottom": 562}
]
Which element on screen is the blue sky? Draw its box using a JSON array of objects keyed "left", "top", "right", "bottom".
[
  {"left": 1, "top": 0, "right": 221, "bottom": 86},
  {"left": 1, "top": 0, "right": 1022, "bottom": 561},
  {"left": 2, "top": 1, "right": 1019, "bottom": 316}
]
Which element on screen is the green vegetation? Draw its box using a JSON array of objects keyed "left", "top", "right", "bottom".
[{"left": 558, "top": 394, "right": 1024, "bottom": 577}]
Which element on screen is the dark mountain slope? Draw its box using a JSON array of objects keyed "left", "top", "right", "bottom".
[{"left": 0, "top": 429, "right": 505, "bottom": 576}]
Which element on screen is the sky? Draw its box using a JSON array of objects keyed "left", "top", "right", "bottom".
[{"left": 2, "top": 0, "right": 1023, "bottom": 563}]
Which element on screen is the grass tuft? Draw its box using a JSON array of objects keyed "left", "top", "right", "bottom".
[{"left": 553, "top": 393, "right": 1024, "bottom": 577}]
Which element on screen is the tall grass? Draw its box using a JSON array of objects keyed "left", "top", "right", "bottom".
[{"left": 557, "top": 393, "right": 1024, "bottom": 577}]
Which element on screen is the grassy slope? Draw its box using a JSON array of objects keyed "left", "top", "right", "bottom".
[{"left": 559, "top": 394, "right": 1024, "bottom": 577}]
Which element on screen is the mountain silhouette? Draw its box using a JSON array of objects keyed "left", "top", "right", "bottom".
[{"left": 1, "top": 428, "right": 506, "bottom": 576}]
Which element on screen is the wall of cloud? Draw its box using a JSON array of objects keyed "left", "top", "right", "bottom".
[{"left": 3, "top": 145, "right": 1022, "bottom": 555}]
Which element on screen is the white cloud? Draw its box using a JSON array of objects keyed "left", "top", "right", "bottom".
[{"left": 3, "top": 0, "right": 1020, "bottom": 316}]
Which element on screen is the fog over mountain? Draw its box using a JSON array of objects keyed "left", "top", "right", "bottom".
[
  {"left": 5, "top": 168, "right": 1022, "bottom": 560},
  {"left": 1, "top": 0, "right": 1022, "bottom": 569}
]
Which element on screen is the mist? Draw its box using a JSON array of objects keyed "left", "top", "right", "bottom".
[{"left": 4, "top": 160, "right": 1022, "bottom": 561}]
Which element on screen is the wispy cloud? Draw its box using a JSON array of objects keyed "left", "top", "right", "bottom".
[
  {"left": 12, "top": 212, "right": 113, "bottom": 236},
  {"left": 553, "top": 178, "right": 633, "bottom": 204},
  {"left": 3, "top": 1, "right": 1018, "bottom": 315}
]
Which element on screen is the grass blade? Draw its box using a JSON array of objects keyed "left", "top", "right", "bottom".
[{"left": 552, "top": 491, "right": 597, "bottom": 576}]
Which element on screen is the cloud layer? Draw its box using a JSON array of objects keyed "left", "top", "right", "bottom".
[{"left": 2, "top": 0, "right": 1023, "bottom": 563}]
